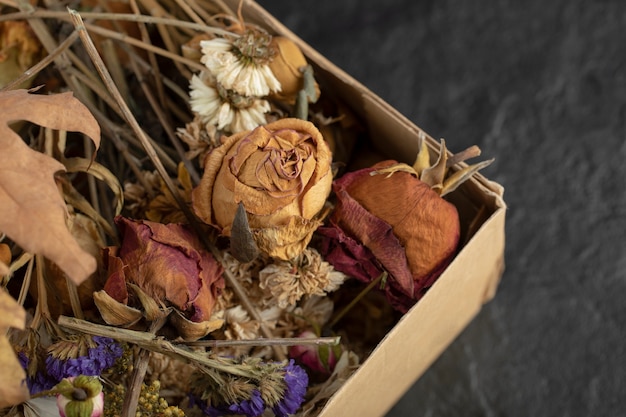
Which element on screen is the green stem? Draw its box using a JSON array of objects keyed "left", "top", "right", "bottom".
[{"left": 327, "top": 271, "right": 387, "bottom": 329}]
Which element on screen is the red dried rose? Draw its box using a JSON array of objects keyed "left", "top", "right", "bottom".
[
  {"left": 318, "top": 160, "right": 460, "bottom": 312},
  {"left": 103, "top": 216, "right": 224, "bottom": 322}
]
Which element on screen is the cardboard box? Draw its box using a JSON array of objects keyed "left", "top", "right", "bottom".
[{"left": 227, "top": 1, "right": 507, "bottom": 415}]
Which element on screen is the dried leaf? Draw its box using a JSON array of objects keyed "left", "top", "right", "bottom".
[
  {"left": 0, "top": 89, "right": 101, "bottom": 285},
  {"left": 0, "top": 289, "right": 29, "bottom": 408},
  {"left": 230, "top": 201, "right": 259, "bottom": 263}
]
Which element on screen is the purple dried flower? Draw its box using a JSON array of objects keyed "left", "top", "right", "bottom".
[
  {"left": 272, "top": 360, "right": 308, "bottom": 417},
  {"left": 194, "top": 390, "right": 265, "bottom": 417},
  {"left": 46, "top": 336, "right": 123, "bottom": 381},
  {"left": 227, "top": 390, "right": 265, "bottom": 417},
  {"left": 18, "top": 351, "right": 56, "bottom": 394},
  {"left": 190, "top": 359, "right": 309, "bottom": 417}
]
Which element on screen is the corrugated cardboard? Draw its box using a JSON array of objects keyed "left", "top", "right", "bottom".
[{"left": 226, "top": 1, "right": 507, "bottom": 415}]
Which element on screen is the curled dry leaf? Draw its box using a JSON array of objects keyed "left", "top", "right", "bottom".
[
  {"left": 0, "top": 289, "right": 29, "bottom": 408},
  {"left": 0, "top": 89, "right": 101, "bottom": 285}
]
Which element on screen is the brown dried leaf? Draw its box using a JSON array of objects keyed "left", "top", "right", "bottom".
[
  {"left": 0, "top": 89, "right": 101, "bottom": 285},
  {"left": 0, "top": 289, "right": 29, "bottom": 408}
]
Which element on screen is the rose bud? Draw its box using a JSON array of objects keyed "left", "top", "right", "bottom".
[
  {"left": 289, "top": 330, "right": 339, "bottom": 378},
  {"left": 192, "top": 118, "right": 333, "bottom": 261},
  {"left": 55, "top": 376, "right": 104, "bottom": 417},
  {"left": 268, "top": 36, "right": 320, "bottom": 104},
  {"left": 318, "top": 140, "right": 493, "bottom": 312},
  {"left": 102, "top": 216, "right": 224, "bottom": 323}
]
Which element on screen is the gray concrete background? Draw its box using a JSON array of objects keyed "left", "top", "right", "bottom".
[{"left": 259, "top": 1, "right": 626, "bottom": 416}]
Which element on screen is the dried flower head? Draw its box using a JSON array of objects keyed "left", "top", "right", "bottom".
[
  {"left": 176, "top": 114, "right": 222, "bottom": 165},
  {"left": 258, "top": 248, "right": 346, "bottom": 308},
  {"left": 100, "top": 216, "right": 225, "bottom": 324},
  {"left": 191, "top": 118, "right": 333, "bottom": 260},
  {"left": 46, "top": 335, "right": 123, "bottom": 382},
  {"left": 189, "top": 358, "right": 308, "bottom": 417},
  {"left": 189, "top": 71, "right": 270, "bottom": 133},
  {"left": 200, "top": 30, "right": 281, "bottom": 97},
  {"left": 123, "top": 170, "right": 161, "bottom": 218},
  {"left": 55, "top": 376, "right": 104, "bottom": 417}
]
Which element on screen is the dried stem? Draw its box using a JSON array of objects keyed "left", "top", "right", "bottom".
[
  {"left": 121, "top": 317, "right": 167, "bottom": 417},
  {"left": 129, "top": 0, "right": 167, "bottom": 110},
  {"left": 0, "top": 9, "right": 235, "bottom": 36},
  {"left": 58, "top": 316, "right": 281, "bottom": 378},
  {"left": 328, "top": 272, "right": 387, "bottom": 329},
  {"left": 128, "top": 53, "right": 201, "bottom": 183}
]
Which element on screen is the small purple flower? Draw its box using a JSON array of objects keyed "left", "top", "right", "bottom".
[
  {"left": 196, "top": 390, "right": 266, "bottom": 417},
  {"left": 190, "top": 359, "right": 308, "bottom": 417},
  {"left": 18, "top": 351, "right": 56, "bottom": 394},
  {"left": 272, "top": 360, "right": 308, "bottom": 417},
  {"left": 46, "top": 336, "right": 123, "bottom": 381}
]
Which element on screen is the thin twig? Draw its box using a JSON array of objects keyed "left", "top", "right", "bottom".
[
  {"left": 185, "top": 336, "right": 341, "bottom": 348},
  {"left": 328, "top": 272, "right": 387, "bottom": 329},
  {"left": 0, "top": 9, "right": 235, "bottom": 36},
  {"left": 126, "top": 0, "right": 166, "bottom": 111},
  {"left": 128, "top": 53, "right": 202, "bottom": 184}
]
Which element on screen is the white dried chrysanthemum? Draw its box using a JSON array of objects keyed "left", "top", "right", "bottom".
[
  {"left": 200, "top": 33, "right": 281, "bottom": 97},
  {"left": 258, "top": 248, "right": 347, "bottom": 309},
  {"left": 189, "top": 72, "right": 270, "bottom": 133}
]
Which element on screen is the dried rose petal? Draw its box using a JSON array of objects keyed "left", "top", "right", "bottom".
[
  {"left": 103, "top": 216, "right": 224, "bottom": 322},
  {"left": 319, "top": 160, "right": 460, "bottom": 312}
]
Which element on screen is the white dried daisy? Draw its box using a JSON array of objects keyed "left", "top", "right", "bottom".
[
  {"left": 200, "top": 31, "right": 281, "bottom": 97},
  {"left": 189, "top": 72, "right": 270, "bottom": 133}
]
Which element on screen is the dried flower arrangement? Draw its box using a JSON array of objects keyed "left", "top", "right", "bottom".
[{"left": 0, "top": 1, "right": 495, "bottom": 416}]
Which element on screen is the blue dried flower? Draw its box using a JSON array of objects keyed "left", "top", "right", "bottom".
[{"left": 272, "top": 360, "right": 309, "bottom": 417}]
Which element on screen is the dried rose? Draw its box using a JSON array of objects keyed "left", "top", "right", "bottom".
[
  {"left": 102, "top": 216, "right": 224, "bottom": 322},
  {"left": 192, "top": 118, "right": 333, "bottom": 261},
  {"left": 318, "top": 160, "right": 460, "bottom": 312}
]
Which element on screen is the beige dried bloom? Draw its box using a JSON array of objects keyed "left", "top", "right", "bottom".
[
  {"left": 276, "top": 295, "right": 335, "bottom": 339},
  {"left": 176, "top": 114, "right": 221, "bottom": 165},
  {"left": 258, "top": 248, "right": 347, "bottom": 309},
  {"left": 200, "top": 31, "right": 281, "bottom": 97},
  {"left": 189, "top": 71, "right": 270, "bottom": 133},
  {"left": 146, "top": 351, "right": 195, "bottom": 394},
  {"left": 123, "top": 170, "right": 161, "bottom": 218}
]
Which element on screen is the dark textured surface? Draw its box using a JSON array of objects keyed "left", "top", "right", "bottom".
[{"left": 258, "top": 1, "right": 626, "bottom": 416}]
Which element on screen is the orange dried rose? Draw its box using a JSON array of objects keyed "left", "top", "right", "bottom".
[
  {"left": 192, "top": 118, "right": 333, "bottom": 261},
  {"left": 318, "top": 160, "right": 460, "bottom": 312}
]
